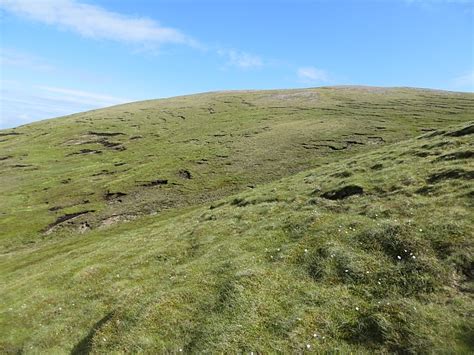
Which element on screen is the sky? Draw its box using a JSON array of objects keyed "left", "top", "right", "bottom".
[{"left": 0, "top": 0, "right": 473, "bottom": 129}]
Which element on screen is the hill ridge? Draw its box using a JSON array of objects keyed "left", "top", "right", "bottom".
[{"left": 0, "top": 87, "right": 473, "bottom": 353}]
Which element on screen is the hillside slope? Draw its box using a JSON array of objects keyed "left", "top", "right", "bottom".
[
  {"left": 1, "top": 87, "right": 473, "bottom": 252},
  {"left": 0, "top": 98, "right": 473, "bottom": 352}
]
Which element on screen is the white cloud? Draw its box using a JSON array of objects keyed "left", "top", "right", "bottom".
[
  {"left": 453, "top": 70, "right": 474, "bottom": 91},
  {"left": 218, "top": 49, "right": 263, "bottom": 69},
  {"left": 0, "top": 81, "right": 132, "bottom": 128},
  {"left": 0, "top": 0, "right": 197, "bottom": 48},
  {"left": 297, "top": 66, "right": 330, "bottom": 84}
]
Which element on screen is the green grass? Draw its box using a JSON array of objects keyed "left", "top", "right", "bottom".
[{"left": 0, "top": 87, "right": 473, "bottom": 353}]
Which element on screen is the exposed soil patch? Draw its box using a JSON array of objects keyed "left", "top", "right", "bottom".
[
  {"left": 445, "top": 124, "right": 474, "bottom": 137},
  {"left": 422, "top": 141, "right": 452, "bottom": 150},
  {"left": 415, "top": 185, "right": 437, "bottom": 195},
  {"left": 91, "top": 170, "right": 115, "bottom": 177},
  {"left": 0, "top": 132, "right": 21, "bottom": 137},
  {"left": 96, "top": 139, "right": 126, "bottom": 151},
  {"left": 104, "top": 191, "right": 127, "bottom": 201},
  {"left": 44, "top": 210, "right": 95, "bottom": 234},
  {"left": 68, "top": 149, "right": 102, "bottom": 156},
  {"left": 302, "top": 142, "right": 348, "bottom": 151},
  {"left": 321, "top": 185, "right": 364, "bottom": 200},
  {"left": 367, "top": 136, "right": 385, "bottom": 144},
  {"left": 141, "top": 179, "right": 168, "bottom": 187},
  {"left": 427, "top": 169, "right": 474, "bottom": 184},
  {"left": 433, "top": 151, "right": 474, "bottom": 162},
  {"left": 11, "top": 164, "right": 33, "bottom": 168},
  {"left": 88, "top": 131, "right": 124, "bottom": 137},
  {"left": 331, "top": 171, "right": 352, "bottom": 178},
  {"left": 419, "top": 130, "right": 446, "bottom": 139},
  {"left": 100, "top": 214, "right": 137, "bottom": 227},
  {"left": 412, "top": 151, "right": 431, "bottom": 158},
  {"left": 345, "top": 140, "right": 365, "bottom": 145},
  {"left": 178, "top": 169, "right": 192, "bottom": 179},
  {"left": 78, "top": 222, "right": 91, "bottom": 234}
]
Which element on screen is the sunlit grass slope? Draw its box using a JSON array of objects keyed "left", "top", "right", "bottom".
[
  {"left": 0, "top": 87, "right": 473, "bottom": 252},
  {"left": 0, "top": 87, "right": 473, "bottom": 353}
]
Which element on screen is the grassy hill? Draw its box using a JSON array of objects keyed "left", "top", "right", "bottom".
[{"left": 0, "top": 87, "right": 473, "bottom": 353}]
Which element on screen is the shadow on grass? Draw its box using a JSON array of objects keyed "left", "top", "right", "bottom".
[{"left": 71, "top": 311, "right": 114, "bottom": 355}]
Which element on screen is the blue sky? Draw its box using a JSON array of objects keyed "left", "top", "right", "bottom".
[{"left": 0, "top": 0, "right": 473, "bottom": 128}]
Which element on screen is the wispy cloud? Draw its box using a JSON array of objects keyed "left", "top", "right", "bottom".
[
  {"left": 0, "top": 0, "right": 197, "bottom": 48},
  {"left": 297, "top": 66, "right": 330, "bottom": 84},
  {"left": 36, "top": 86, "right": 129, "bottom": 107},
  {"left": 453, "top": 70, "right": 474, "bottom": 91},
  {"left": 218, "top": 49, "right": 263, "bottom": 69},
  {"left": 0, "top": 81, "right": 131, "bottom": 128},
  {"left": 0, "top": 48, "right": 55, "bottom": 71}
]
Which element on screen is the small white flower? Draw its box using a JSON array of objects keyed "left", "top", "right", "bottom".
[
  {"left": 404, "top": 249, "right": 407, "bottom": 253},
  {"left": 179, "top": 349, "right": 183, "bottom": 352},
  {"left": 306, "top": 344, "right": 311, "bottom": 349},
  {"left": 419, "top": 228, "right": 423, "bottom": 232},
  {"left": 377, "top": 281, "right": 381, "bottom": 285},
  {"left": 397, "top": 255, "right": 402, "bottom": 260},
  {"left": 412, "top": 255, "right": 416, "bottom": 259},
  {"left": 366, "top": 271, "right": 370, "bottom": 274},
  {"left": 304, "top": 249, "right": 308, "bottom": 253},
  {"left": 103, "top": 338, "right": 106, "bottom": 342},
  {"left": 355, "top": 307, "right": 359, "bottom": 311},
  {"left": 313, "top": 333, "right": 318, "bottom": 338},
  {"left": 345, "top": 269, "right": 349, "bottom": 273}
]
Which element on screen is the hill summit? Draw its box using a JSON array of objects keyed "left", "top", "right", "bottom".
[{"left": 1, "top": 87, "right": 473, "bottom": 353}]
